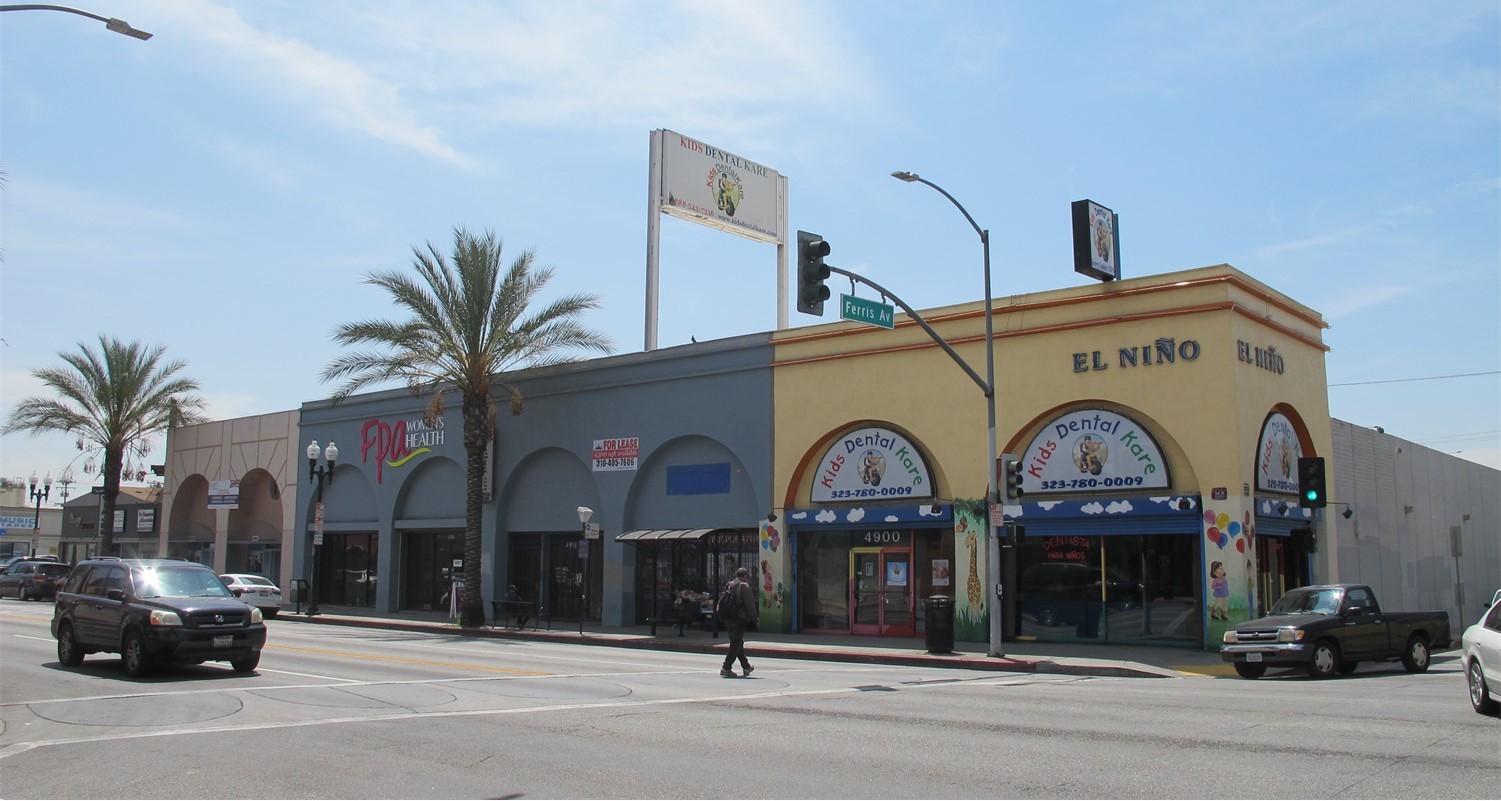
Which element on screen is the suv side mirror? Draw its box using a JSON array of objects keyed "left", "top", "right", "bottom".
[{"left": 106, "top": 588, "right": 126, "bottom": 602}]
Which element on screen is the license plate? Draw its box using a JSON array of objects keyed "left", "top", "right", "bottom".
[
  {"left": 213, "top": 636, "right": 233, "bottom": 648},
  {"left": 1247, "top": 653, "right": 1263, "bottom": 663}
]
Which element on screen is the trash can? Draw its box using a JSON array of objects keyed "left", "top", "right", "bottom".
[{"left": 925, "top": 595, "right": 955, "bottom": 654}]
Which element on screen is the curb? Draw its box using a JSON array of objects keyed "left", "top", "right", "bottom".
[{"left": 275, "top": 613, "right": 1178, "bottom": 679}]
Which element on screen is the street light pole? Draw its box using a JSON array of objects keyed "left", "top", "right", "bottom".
[
  {"left": 576, "top": 506, "right": 593, "bottom": 636},
  {"left": 28, "top": 471, "right": 52, "bottom": 557},
  {"left": 0, "top": 4, "right": 153, "bottom": 39},
  {"left": 891, "top": 170, "right": 1003, "bottom": 657},
  {"left": 306, "top": 440, "right": 338, "bottom": 616}
]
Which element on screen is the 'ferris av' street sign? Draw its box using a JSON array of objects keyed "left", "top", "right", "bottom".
[{"left": 840, "top": 294, "right": 894, "bottom": 329}]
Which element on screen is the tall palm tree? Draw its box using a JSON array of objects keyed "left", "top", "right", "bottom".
[
  {"left": 3, "top": 337, "right": 208, "bottom": 556},
  {"left": 322, "top": 226, "right": 614, "bottom": 628}
]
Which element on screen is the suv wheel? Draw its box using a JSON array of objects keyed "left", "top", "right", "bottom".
[
  {"left": 231, "top": 652, "right": 261, "bottom": 673},
  {"left": 122, "top": 630, "right": 156, "bottom": 678},
  {"left": 56, "top": 622, "right": 84, "bottom": 667}
]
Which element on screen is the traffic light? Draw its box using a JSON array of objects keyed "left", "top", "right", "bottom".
[
  {"left": 796, "top": 230, "right": 831, "bottom": 316},
  {"left": 1297, "top": 456, "right": 1327, "bottom": 508},
  {"left": 1000, "top": 455, "right": 1025, "bottom": 503}
]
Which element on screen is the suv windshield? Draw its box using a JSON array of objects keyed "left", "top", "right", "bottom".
[
  {"left": 1268, "top": 587, "right": 1342, "bottom": 615},
  {"left": 134, "top": 566, "right": 235, "bottom": 599}
]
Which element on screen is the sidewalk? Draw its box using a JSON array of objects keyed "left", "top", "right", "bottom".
[{"left": 276, "top": 606, "right": 1234, "bottom": 679}]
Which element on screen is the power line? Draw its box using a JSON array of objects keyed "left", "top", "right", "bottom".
[{"left": 1328, "top": 370, "right": 1500, "bottom": 387}]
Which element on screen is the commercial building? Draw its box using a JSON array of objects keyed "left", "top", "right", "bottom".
[{"left": 155, "top": 264, "right": 1499, "bottom": 648}]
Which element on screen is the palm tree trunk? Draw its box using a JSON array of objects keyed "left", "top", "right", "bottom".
[
  {"left": 99, "top": 445, "right": 123, "bottom": 556},
  {"left": 459, "top": 396, "right": 489, "bottom": 628}
]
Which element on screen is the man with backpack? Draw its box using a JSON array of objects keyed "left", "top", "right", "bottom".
[{"left": 718, "top": 566, "right": 758, "bottom": 677}]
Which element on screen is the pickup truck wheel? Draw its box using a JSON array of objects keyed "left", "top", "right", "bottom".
[
  {"left": 56, "top": 622, "right": 84, "bottom": 667},
  {"left": 1400, "top": 636, "right": 1430, "bottom": 673},
  {"left": 122, "top": 630, "right": 156, "bottom": 678},
  {"left": 1233, "top": 662, "right": 1266, "bottom": 679},
  {"left": 1306, "top": 640, "right": 1340, "bottom": 679},
  {"left": 1469, "top": 659, "right": 1499, "bottom": 714}
]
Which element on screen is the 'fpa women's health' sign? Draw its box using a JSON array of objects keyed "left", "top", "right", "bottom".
[
  {"left": 1017, "top": 409, "right": 1170, "bottom": 493},
  {"left": 812, "top": 427, "right": 935, "bottom": 503}
]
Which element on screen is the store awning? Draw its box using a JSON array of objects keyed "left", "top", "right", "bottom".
[{"left": 616, "top": 528, "right": 723, "bottom": 541}]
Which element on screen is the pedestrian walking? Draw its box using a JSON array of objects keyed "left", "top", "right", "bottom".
[{"left": 720, "top": 567, "right": 758, "bottom": 677}]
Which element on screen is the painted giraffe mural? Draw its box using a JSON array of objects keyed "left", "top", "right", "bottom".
[{"left": 965, "top": 529, "right": 982, "bottom": 609}]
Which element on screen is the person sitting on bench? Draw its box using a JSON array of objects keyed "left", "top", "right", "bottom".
[{"left": 504, "top": 585, "right": 529, "bottom": 629}]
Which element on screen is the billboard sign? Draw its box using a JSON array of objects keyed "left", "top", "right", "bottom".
[{"left": 655, "top": 129, "right": 781, "bottom": 243}]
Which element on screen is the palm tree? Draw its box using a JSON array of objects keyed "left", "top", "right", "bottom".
[
  {"left": 4, "top": 337, "right": 208, "bottom": 556},
  {"left": 322, "top": 226, "right": 614, "bottom": 628}
]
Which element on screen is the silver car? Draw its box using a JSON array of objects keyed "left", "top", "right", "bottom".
[{"left": 1461, "top": 597, "right": 1501, "bottom": 715}]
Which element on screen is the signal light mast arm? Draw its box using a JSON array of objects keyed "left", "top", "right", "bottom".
[{"left": 827, "top": 265, "right": 992, "bottom": 398}]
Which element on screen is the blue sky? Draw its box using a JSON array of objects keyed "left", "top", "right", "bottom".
[{"left": 2, "top": 0, "right": 1498, "bottom": 496}]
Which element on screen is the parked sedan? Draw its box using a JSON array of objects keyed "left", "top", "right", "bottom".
[
  {"left": 219, "top": 574, "right": 282, "bottom": 618},
  {"left": 0, "top": 561, "right": 71, "bottom": 601},
  {"left": 1462, "top": 597, "right": 1501, "bottom": 715}
]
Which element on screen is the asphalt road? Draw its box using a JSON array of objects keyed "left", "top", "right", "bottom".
[{"left": 1, "top": 601, "right": 1496, "bottom": 799}]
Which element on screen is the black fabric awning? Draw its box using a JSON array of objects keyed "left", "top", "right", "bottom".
[
  {"left": 616, "top": 528, "right": 755, "bottom": 543},
  {"left": 617, "top": 528, "right": 721, "bottom": 541}
]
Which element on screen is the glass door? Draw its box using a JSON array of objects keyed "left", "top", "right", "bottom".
[{"left": 848, "top": 547, "right": 915, "bottom": 636}]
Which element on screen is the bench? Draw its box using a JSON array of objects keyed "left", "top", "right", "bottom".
[{"left": 491, "top": 600, "right": 541, "bottom": 630}]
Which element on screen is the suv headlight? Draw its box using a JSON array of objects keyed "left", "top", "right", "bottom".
[
  {"left": 250, "top": 607, "right": 264, "bottom": 624},
  {"left": 1277, "top": 627, "right": 1305, "bottom": 643},
  {"left": 149, "top": 609, "right": 183, "bottom": 626},
  {"left": 1222, "top": 631, "right": 1238, "bottom": 644}
]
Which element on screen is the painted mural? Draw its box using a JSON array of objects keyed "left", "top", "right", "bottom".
[
  {"left": 1202, "top": 505, "right": 1255, "bottom": 641},
  {"left": 758, "top": 519, "right": 788, "bottom": 632},
  {"left": 952, "top": 499, "right": 990, "bottom": 641}
]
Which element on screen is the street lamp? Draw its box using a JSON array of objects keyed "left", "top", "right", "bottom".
[
  {"left": 28, "top": 471, "right": 52, "bottom": 557},
  {"left": 0, "top": 4, "right": 153, "bottom": 39},
  {"left": 306, "top": 440, "right": 338, "bottom": 616},
  {"left": 891, "top": 170, "right": 1003, "bottom": 657},
  {"left": 576, "top": 506, "right": 593, "bottom": 636}
]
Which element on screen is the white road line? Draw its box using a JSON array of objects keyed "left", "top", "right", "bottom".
[{"left": 13, "top": 635, "right": 52, "bottom": 642}]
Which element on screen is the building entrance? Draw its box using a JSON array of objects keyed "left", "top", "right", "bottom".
[{"left": 849, "top": 547, "right": 914, "bottom": 636}]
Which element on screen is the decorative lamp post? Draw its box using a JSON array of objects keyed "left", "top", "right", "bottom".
[
  {"left": 306, "top": 440, "right": 337, "bottom": 616},
  {"left": 28, "top": 471, "right": 52, "bottom": 557},
  {"left": 891, "top": 170, "right": 1003, "bottom": 657},
  {"left": 576, "top": 506, "right": 593, "bottom": 636}
]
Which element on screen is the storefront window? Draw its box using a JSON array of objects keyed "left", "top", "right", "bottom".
[
  {"left": 1016, "top": 533, "right": 1199, "bottom": 645},
  {"left": 319, "top": 532, "right": 377, "bottom": 608}
]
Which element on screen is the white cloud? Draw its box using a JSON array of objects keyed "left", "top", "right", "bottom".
[
  {"left": 1080, "top": 502, "right": 1105, "bottom": 514},
  {"left": 1105, "top": 500, "right": 1134, "bottom": 514},
  {"left": 815, "top": 509, "right": 836, "bottom": 523},
  {"left": 884, "top": 515, "right": 900, "bottom": 522},
  {"left": 846, "top": 508, "right": 866, "bottom": 523}
]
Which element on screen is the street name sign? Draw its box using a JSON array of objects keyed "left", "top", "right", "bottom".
[{"left": 840, "top": 294, "right": 894, "bottom": 329}]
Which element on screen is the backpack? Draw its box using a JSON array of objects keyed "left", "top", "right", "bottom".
[{"left": 715, "top": 580, "right": 743, "bottom": 622}]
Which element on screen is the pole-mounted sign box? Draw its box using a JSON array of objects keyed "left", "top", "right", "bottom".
[{"left": 1071, "top": 199, "right": 1120, "bottom": 282}]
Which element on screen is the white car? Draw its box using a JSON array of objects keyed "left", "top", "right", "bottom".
[
  {"left": 220, "top": 574, "right": 282, "bottom": 619},
  {"left": 1461, "top": 597, "right": 1501, "bottom": 715}
]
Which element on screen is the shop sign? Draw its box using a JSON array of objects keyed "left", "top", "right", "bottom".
[
  {"left": 0, "top": 516, "right": 37, "bottom": 530},
  {"left": 811, "top": 427, "right": 935, "bottom": 503},
  {"left": 136, "top": 509, "right": 155, "bottom": 533},
  {"left": 208, "top": 479, "right": 240, "bottom": 509},
  {"left": 1256, "top": 412, "right": 1303, "bottom": 494},
  {"left": 1071, "top": 199, "right": 1120, "bottom": 282},
  {"left": 1017, "top": 409, "right": 1170, "bottom": 494},
  {"left": 592, "top": 437, "right": 640, "bottom": 471},
  {"left": 1071, "top": 337, "right": 1201, "bottom": 373},
  {"left": 1041, "top": 535, "right": 1091, "bottom": 563},
  {"left": 361, "top": 414, "right": 447, "bottom": 484},
  {"left": 1238, "top": 340, "right": 1286, "bottom": 375}
]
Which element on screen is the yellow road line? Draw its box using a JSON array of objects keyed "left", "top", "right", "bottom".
[
  {"left": 1172, "top": 663, "right": 1237, "bottom": 677},
  {"left": 266, "top": 643, "right": 548, "bottom": 675}
]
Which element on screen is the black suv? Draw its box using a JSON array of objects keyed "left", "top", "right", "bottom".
[{"left": 52, "top": 558, "right": 267, "bottom": 677}]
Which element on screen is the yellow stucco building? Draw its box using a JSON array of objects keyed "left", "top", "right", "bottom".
[{"left": 767, "top": 264, "right": 1334, "bottom": 650}]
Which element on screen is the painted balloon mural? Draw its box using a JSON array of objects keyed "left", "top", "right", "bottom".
[{"left": 1203, "top": 509, "right": 1251, "bottom": 552}]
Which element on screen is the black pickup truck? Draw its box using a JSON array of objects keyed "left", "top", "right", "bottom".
[{"left": 1221, "top": 584, "right": 1452, "bottom": 679}]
